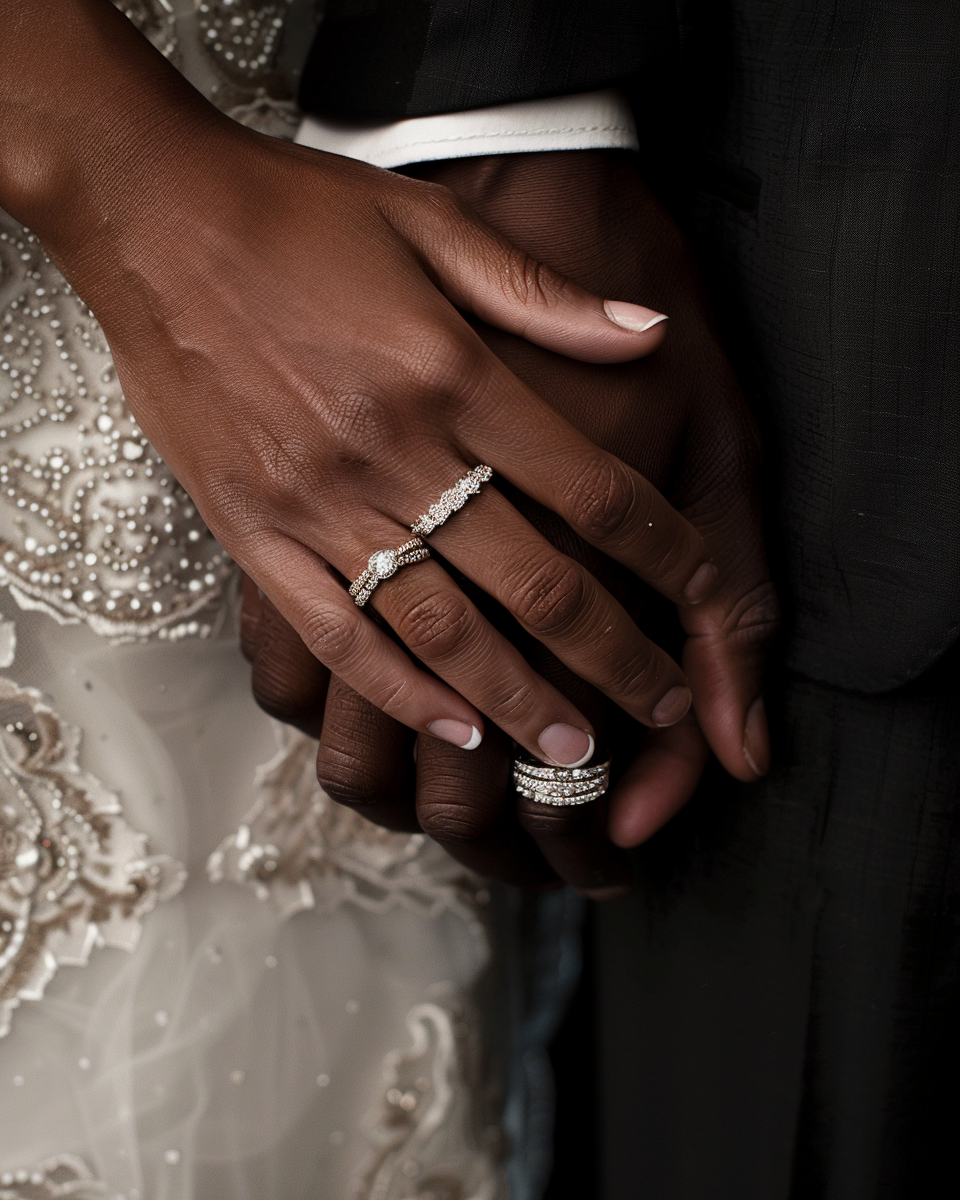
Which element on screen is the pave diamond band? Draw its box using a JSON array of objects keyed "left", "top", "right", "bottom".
[
  {"left": 348, "top": 538, "right": 430, "bottom": 607},
  {"left": 512, "top": 757, "right": 611, "bottom": 806},
  {"left": 410, "top": 465, "right": 493, "bottom": 537}
]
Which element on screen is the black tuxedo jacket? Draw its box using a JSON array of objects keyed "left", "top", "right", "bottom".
[{"left": 299, "top": 1, "right": 960, "bottom": 695}]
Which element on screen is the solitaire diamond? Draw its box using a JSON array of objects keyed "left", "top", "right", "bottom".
[
  {"left": 369, "top": 549, "right": 398, "bottom": 579},
  {"left": 348, "top": 538, "right": 430, "bottom": 607}
]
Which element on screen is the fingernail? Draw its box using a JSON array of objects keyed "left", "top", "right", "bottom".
[
  {"left": 651, "top": 686, "right": 692, "bottom": 727},
  {"left": 682, "top": 562, "right": 719, "bottom": 605},
  {"left": 742, "top": 696, "right": 770, "bottom": 777},
  {"left": 603, "top": 299, "right": 669, "bottom": 333},
  {"left": 427, "top": 719, "right": 483, "bottom": 750},
  {"left": 538, "top": 724, "right": 595, "bottom": 768}
]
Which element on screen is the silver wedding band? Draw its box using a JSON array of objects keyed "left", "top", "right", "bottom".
[
  {"left": 410, "top": 465, "right": 493, "bottom": 537},
  {"left": 512, "top": 757, "right": 611, "bottom": 806},
  {"left": 348, "top": 538, "right": 430, "bottom": 607}
]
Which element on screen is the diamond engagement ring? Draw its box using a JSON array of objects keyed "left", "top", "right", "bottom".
[
  {"left": 410, "top": 465, "right": 493, "bottom": 537},
  {"left": 512, "top": 757, "right": 612, "bottom": 806},
  {"left": 348, "top": 538, "right": 431, "bottom": 607}
]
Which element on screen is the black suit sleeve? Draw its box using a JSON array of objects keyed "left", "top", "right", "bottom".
[{"left": 297, "top": 0, "right": 678, "bottom": 119}]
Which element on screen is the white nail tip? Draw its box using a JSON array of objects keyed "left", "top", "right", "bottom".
[
  {"left": 561, "top": 734, "right": 595, "bottom": 769},
  {"left": 742, "top": 744, "right": 761, "bottom": 777},
  {"left": 461, "top": 726, "right": 483, "bottom": 751},
  {"left": 603, "top": 300, "right": 669, "bottom": 334}
]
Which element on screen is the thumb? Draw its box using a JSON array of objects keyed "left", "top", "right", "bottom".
[{"left": 390, "top": 187, "right": 669, "bottom": 363}]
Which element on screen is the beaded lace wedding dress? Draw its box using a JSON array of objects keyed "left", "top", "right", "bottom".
[{"left": 0, "top": 4, "right": 578, "bottom": 1197}]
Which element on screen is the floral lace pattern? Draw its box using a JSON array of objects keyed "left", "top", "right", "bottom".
[
  {"left": 0, "top": 677, "right": 185, "bottom": 1037},
  {"left": 359, "top": 1002, "right": 505, "bottom": 1200},
  {"left": 0, "top": 223, "right": 234, "bottom": 641},
  {"left": 0, "top": 0, "right": 307, "bottom": 643},
  {"left": 208, "top": 725, "right": 491, "bottom": 928}
]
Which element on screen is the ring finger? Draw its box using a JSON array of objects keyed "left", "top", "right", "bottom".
[{"left": 332, "top": 519, "right": 602, "bottom": 767}]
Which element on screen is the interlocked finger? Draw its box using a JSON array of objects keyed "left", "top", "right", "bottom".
[
  {"left": 241, "top": 573, "right": 329, "bottom": 737},
  {"left": 361, "top": 549, "right": 600, "bottom": 766},
  {"left": 316, "top": 675, "right": 419, "bottom": 832},
  {"left": 414, "top": 727, "right": 558, "bottom": 887},
  {"left": 449, "top": 352, "right": 719, "bottom": 605},
  {"left": 421, "top": 484, "right": 694, "bottom": 729}
]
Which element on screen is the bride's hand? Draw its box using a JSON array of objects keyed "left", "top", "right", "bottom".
[
  {"left": 241, "top": 152, "right": 780, "bottom": 894},
  {"left": 3, "top": 0, "right": 716, "bottom": 769}
]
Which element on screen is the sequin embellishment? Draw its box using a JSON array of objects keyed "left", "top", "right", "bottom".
[
  {"left": 0, "top": 1152, "right": 113, "bottom": 1200},
  {"left": 0, "top": 678, "right": 185, "bottom": 1038},
  {"left": 0, "top": 1155, "right": 113, "bottom": 1199},
  {"left": 0, "top": 223, "right": 234, "bottom": 640}
]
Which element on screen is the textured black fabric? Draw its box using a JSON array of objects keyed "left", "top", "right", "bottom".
[
  {"left": 676, "top": 0, "right": 960, "bottom": 692},
  {"left": 596, "top": 653, "right": 960, "bottom": 1199},
  {"left": 297, "top": 0, "right": 678, "bottom": 118}
]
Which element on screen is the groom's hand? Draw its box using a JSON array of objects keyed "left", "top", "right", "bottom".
[{"left": 243, "top": 151, "right": 779, "bottom": 892}]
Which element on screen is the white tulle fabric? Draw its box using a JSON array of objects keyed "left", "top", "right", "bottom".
[{"left": 0, "top": 3, "right": 529, "bottom": 1197}]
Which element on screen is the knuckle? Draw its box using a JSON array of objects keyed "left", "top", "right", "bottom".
[
  {"left": 569, "top": 456, "right": 643, "bottom": 546},
  {"left": 299, "top": 605, "right": 362, "bottom": 671},
  {"left": 516, "top": 805, "right": 588, "bottom": 840},
  {"left": 247, "top": 430, "right": 314, "bottom": 509},
  {"left": 368, "top": 674, "right": 417, "bottom": 719},
  {"left": 322, "top": 389, "right": 401, "bottom": 470},
  {"left": 395, "top": 589, "right": 475, "bottom": 661},
  {"left": 510, "top": 553, "right": 586, "bottom": 638},
  {"left": 725, "top": 581, "right": 782, "bottom": 652},
  {"left": 251, "top": 676, "right": 318, "bottom": 725},
  {"left": 405, "top": 327, "right": 486, "bottom": 399},
  {"left": 502, "top": 247, "right": 568, "bottom": 309},
  {"left": 417, "top": 797, "right": 495, "bottom": 845},
  {"left": 608, "top": 646, "right": 667, "bottom": 703},
  {"left": 417, "top": 179, "right": 468, "bottom": 222},
  {"left": 485, "top": 680, "right": 539, "bottom": 727},
  {"left": 316, "top": 745, "right": 379, "bottom": 807}
]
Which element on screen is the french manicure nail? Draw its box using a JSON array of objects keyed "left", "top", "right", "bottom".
[
  {"left": 603, "top": 299, "right": 669, "bottom": 333},
  {"left": 742, "top": 696, "right": 770, "bottom": 777},
  {"left": 427, "top": 719, "right": 482, "bottom": 750},
  {"left": 538, "top": 724, "right": 595, "bottom": 768},
  {"left": 682, "top": 561, "right": 719, "bottom": 605},
  {"left": 651, "top": 685, "right": 692, "bottom": 727}
]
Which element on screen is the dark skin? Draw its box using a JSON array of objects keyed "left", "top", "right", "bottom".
[
  {"left": 242, "top": 151, "right": 778, "bottom": 896},
  {"left": 0, "top": 1, "right": 774, "bottom": 893},
  {"left": 2, "top": 0, "right": 742, "bottom": 777}
]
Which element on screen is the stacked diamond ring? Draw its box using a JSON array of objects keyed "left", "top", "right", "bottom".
[
  {"left": 512, "top": 757, "right": 612, "bottom": 806},
  {"left": 410, "top": 465, "right": 493, "bottom": 537},
  {"left": 347, "top": 467, "right": 491, "bottom": 607},
  {"left": 348, "top": 538, "right": 431, "bottom": 607}
]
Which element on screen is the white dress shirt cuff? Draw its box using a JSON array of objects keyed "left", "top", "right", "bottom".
[{"left": 294, "top": 89, "right": 638, "bottom": 169}]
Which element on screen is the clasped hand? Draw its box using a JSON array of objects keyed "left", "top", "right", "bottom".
[
  {"left": 45, "top": 112, "right": 720, "bottom": 773},
  {"left": 238, "top": 152, "right": 780, "bottom": 895}
]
